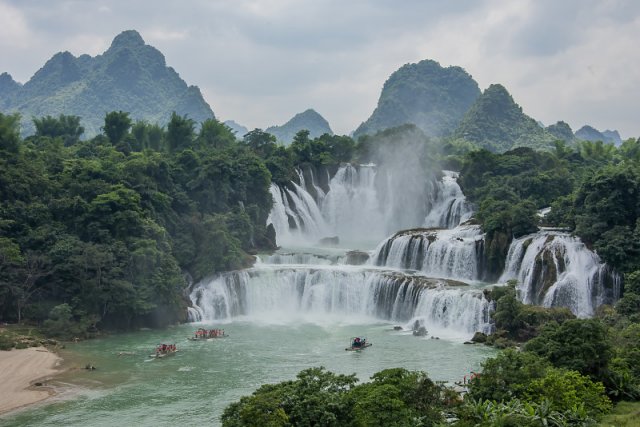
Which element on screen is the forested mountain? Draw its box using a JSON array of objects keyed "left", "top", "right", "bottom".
[
  {"left": 576, "top": 125, "right": 622, "bottom": 146},
  {"left": 452, "top": 84, "right": 557, "bottom": 152},
  {"left": 265, "top": 109, "right": 333, "bottom": 145},
  {"left": 0, "top": 30, "right": 214, "bottom": 137},
  {"left": 353, "top": 59, "right": 480, "bottom": 139}
]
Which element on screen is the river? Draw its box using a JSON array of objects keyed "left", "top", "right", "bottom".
[{"left": 3, "top": 319, "right": 494, "bottom": 426}]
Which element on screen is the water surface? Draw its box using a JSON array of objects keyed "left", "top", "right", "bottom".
[{"left": 3, "top": 321, "right": 494, "bottom": 426}]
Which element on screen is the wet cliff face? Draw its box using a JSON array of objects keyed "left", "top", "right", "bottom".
[
  {"left": 500, "top": 231, "right": 621, "bottom": 317},
  {"left": 484, "top": 231, "right": 511, "bottom": 281},
  {"left": 370, "top": 225, "right": 487, "bottom": 282}
]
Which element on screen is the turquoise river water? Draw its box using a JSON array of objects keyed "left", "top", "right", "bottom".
[{"left": 2, "top": 320, "right": 494, "bottom": 426}]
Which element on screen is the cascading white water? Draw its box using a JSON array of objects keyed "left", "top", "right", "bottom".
[
  {"left": 189, "top": 266, "right": 493, "bottom": 338},
  {"left": 499, "top": 231, "right": 621, "bottom": 317},
  {"left": 321, "top": 164, "right": 386, "bottom": 242},
  {"left": 370, "top": 225, "right": 485, "bottom": 282},
  {"left": 192, "top": 165, "right": 495, "bottom": 340},
  {"left": 194, "top": 158, "right": 621, "bottom": 344},
  {"left": 256, "top": 252, "right": 335, "bottom": 265},
  {"left": 267, "top": 165, "right": 469, "bottom": 247},
  {"left": 423, "top": 171, "right": 473, "bottom": 229}
]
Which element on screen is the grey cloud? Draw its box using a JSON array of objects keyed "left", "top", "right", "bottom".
[
  {"left": 1, "top": 0, "right": 639, "bottom": 137},
  {"left": 497, "top": 0, "right": 640, "bottom": 57}
]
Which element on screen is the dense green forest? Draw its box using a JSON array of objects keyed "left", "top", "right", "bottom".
[{"left": 0, "top": 111, "right": 353, "bottom": 334}]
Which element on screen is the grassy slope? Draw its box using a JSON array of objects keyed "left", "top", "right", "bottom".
[{"left": 599, "top": 401, "right": 640, "bottom": 427}]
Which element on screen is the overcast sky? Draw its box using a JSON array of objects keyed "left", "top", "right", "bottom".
[{"left": 1, "top": 0, "right": 639, "bottom": 138}]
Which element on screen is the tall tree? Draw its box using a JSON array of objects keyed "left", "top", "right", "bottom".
[
  {"left": 198, "top": 118, "right": 236, "bottom": 150},
  {"left": 0, "top": 112, "right": 21, "bottom": 154},
  {"left": 102, "top": 111, "right": 132, "bottom": 144},
  {"left": 166, "top": 112, "right": 195, "bottom": 152},
  {"left": 33, "top": 114, "right": 84, "bottom": 146}
]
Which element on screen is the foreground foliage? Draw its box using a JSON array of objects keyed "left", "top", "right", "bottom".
[
  {"left": 222, "top": 367, "right": 450, "bottom": 427},
  {"left": 222, "top": 364, "right": 610, "bottom": 427}
]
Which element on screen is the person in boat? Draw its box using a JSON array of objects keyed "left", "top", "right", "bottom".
[{"left": 352, "top": 337, "right": 362, "bottom": 348}]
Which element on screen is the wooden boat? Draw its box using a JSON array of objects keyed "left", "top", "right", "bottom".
[
  {"left": 345, "top": 337, "right": 372, "bottom": 351},
  {"left": 189, "top": 328, "right": 228, "bottom": 340},
  {"left": 150, "top": 344, "right": 178, "bottom": 358}
]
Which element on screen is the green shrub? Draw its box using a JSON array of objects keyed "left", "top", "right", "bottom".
[
  {"left": 0, "top": 334, "right": 14, "bottom": 351},
  {"left": 525, "top": 368, "right": 611, "bottom": 417},
  {"left": 42, "top": 304, "right": 87, "bottom": 340},
  {"left": 467, "top": 349, "right": 550, "bottom": 402}
]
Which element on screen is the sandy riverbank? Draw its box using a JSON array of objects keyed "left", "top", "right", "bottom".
[{"left": 0, "top": 347, "right": 63, "bottom": 415}]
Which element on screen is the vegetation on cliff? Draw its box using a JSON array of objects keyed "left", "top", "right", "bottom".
[
  {"left": 452, "top": 84, "right": 557, "bottom": 152},
  {"left": 353, "top": 59, "right": 480, "bottom": 139}
]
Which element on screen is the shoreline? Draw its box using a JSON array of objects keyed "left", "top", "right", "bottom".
[{"left": 0, "top": 346, "right": 64, "bottom": 416}]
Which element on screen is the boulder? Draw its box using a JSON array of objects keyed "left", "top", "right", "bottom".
[
  {"left": 345, "top": 250, "right": 369, "bottom": 265},
  {"left": 471, "top": 332, "right": 487, "bottom": 343},
  {"left": 318, "top": 236, "right": 339, "bottom": 246}
]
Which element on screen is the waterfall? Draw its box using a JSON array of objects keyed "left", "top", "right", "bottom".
[
  {"left": 256, "top": 252, "right": 336, "bottom": 265},
  {"left": 370, "top": 225, "right": 485, "bottom": 282},
  {"left": 321, "top": 164, "right": 386, "bottom": 242},
  {"left": 267, "top": 182, "right": 329, "bottom": 246},
  {"left": 500, "top": 231, "right": 621, "bottom": 317},
  {"left": 423, "top": 171, "right": 473, "bottom": 229},
  {"left": 189, "top": 266, "right": 493, "bottom": 336},
  {"left": 267, "top": 165, "right": 471, "bottom": 247}
]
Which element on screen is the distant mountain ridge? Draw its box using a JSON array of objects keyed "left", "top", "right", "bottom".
[
  {"left": 352, "top": 59, "right": 630, "bottom": 152},
  {"left": 452, "top": 84, "right": 557, "bottom": 152},
  {"left": 353, "top": 59, "right": 481, "bottom": 139},
  {"left": 224, "top": 120, "right": 249, "bottom": 138},
  {"left": 575, "top": 125, "right": 622, "bottom": 146},
  {"left": 266, "top": 109, "right": 332, "bottom": 145},
  {"left": 0, "top": 30, "right": 214, "bottom": 137}
]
